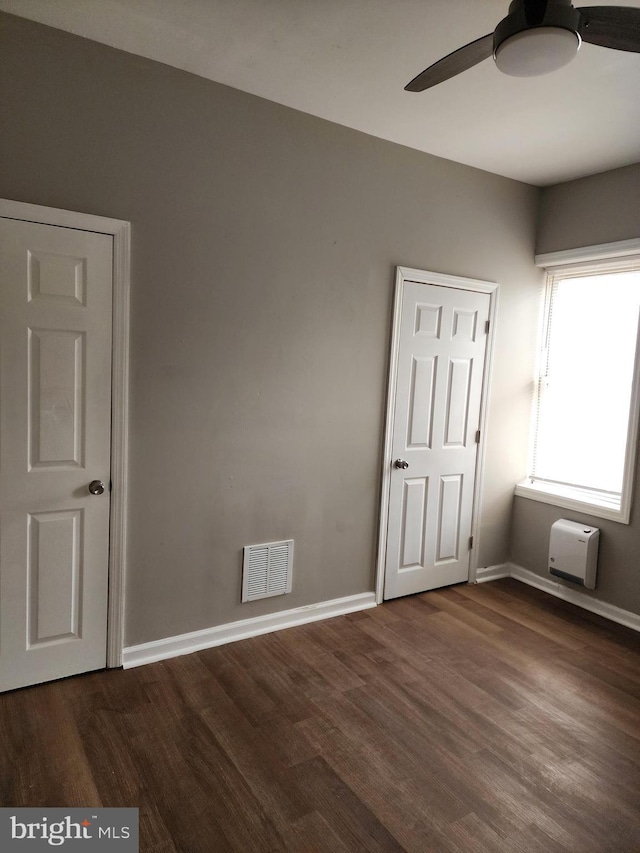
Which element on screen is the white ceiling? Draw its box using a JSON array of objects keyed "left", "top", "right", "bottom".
[{"left": 2, "top": 0, "right": 640, "bottom": 186}]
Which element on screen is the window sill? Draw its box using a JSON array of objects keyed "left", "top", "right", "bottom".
[{"left": 514, "top": 481, "right": 630, "bottom": 524}]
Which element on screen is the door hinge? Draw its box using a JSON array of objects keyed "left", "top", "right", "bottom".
[
  {"left": 469, "top": 535, "right": 474, "bottom": 549},
  {"left": 475, "top": 430, "right": 481, "bottom": 443},
  {"left": 485, "top": 320, "right": 490, "bottom": 334}
]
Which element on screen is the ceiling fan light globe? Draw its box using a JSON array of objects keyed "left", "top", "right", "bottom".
[{"left": 494, "top": 27, "right": 580, "bottom": 77}]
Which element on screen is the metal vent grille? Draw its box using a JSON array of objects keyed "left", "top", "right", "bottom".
[{"left": 242, "top": 539, "right": 293, "bottom": 602}]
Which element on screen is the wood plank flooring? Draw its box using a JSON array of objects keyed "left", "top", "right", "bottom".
[{"left": 2, "top": 578, "right": 640, "bottom": 852}]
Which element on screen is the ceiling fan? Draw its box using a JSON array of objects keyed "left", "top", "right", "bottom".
[{"left": 405, "top": 0, "right": 640, "bottom": 91}]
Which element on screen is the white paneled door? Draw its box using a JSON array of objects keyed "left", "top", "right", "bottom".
[
  {"left": 384, "top": 279, "right": 491, "bottom": 599},
  {"left": 0, "top": 217, "right": 113, "bottom": 692}
]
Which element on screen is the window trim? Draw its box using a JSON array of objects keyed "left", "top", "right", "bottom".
[
  {"left": 516, "top": 239, "right": 640, "bottom": 525},
  {"left": 534, "top": 237, "right": 640, "bottom": 269}
]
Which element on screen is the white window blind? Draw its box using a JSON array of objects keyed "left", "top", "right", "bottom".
[{"left": 531, "top": 266, "right": 640, "bottom": 504}]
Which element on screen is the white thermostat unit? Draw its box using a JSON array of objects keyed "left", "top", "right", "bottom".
[{"left": 549, "top": 519, "right": 599, "bottom": 589}]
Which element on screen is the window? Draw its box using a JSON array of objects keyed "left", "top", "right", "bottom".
[{"left": 516, "top": 244, "right": 640, "bottom": 523}]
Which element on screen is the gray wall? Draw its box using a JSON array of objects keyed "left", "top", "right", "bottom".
[
  {"left": 512, "top": 164, "right": 640, "bottom": 614},
  {"left": 537, "top": 163, "right": 640, "bottom": 254},
  {"left": 0, "top": 13, "right": 540, "bottom": 646}
]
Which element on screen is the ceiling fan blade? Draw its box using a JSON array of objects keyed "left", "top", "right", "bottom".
[
  {"left": 578, "top": 6, "right": 640, "bottom": 52},
  {"left": 405, "top": 33, "right": 494, "bottom": 92}
]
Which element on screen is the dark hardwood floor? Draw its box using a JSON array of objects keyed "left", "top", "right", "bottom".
[{"left": 2, "top": 578, "right": 640, "bottom": 852}]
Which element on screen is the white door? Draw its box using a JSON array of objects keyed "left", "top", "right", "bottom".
[
  {"left": 384, "top": 279, "right": 491, "bottom": 599},
  {"left": 0, "top": 217, "right": 113, "bottom": 692}
]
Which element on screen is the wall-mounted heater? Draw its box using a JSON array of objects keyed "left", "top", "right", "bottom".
[{"left": 549, "top": 519, "right": 599, "bottom": 589}]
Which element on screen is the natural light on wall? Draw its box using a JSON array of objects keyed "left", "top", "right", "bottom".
[{"left": 517, "top": 254, "right": 640, "bottom": 523}]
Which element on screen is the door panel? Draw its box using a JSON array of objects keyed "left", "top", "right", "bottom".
[
  {"left": 384, "top": 281, "right": 490, "bottom": 599},
  {"left": 407, "top": 356, "right": 436, "bottom": 448},
  {"left": 400, "top": 477, "right": 428, "bottom": 568},
  {"left": 0, "top": 218, "right": 112, "bottom": 692},
  {"left": 29, "top": 328, "right": 86, "bottom": 468},
  {"left": 444, "top": 358, "right": 472, "bottom": 446},
  {"left": 28, "top": 509, "right": 83, "bottom": 645},
  {"left": 436, "top": 474, "right": 462, "bottom": 562}
]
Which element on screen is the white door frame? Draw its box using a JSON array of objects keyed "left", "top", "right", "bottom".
[
  {"left": 0, "top": 198, "right": 130, "bottom": 667},
  {"left": 375, "top": 266, "right": 499, "bottom": 604}
]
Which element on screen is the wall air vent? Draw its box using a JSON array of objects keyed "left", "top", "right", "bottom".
[{"left": 242, "top": 539, "right": 293, "bottom": 602}]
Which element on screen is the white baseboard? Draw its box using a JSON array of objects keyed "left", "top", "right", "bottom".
[
  {"left": 507, "top": 562, "right": 640, "bottom": 634},
  {"left": 122, "top": 592, "right": 377, "bottom": 669},
  {"left": 122, "top": 564, "right": 640, "bottom": 670},
  {"left": 473, "top": 564, "right": 511, "bottom": 584}
]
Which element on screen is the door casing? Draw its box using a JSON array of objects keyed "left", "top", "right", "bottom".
[
  {"left": 0, "top": 198, "right": 131, "bottom": 667},
  {"left": 376, "top": 266, "right": 498, "bottom": 604}
]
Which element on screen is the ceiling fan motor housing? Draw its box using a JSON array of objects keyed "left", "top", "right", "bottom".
[{"left": 494, "top": 0, "right": 582, "bottom": 55}]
